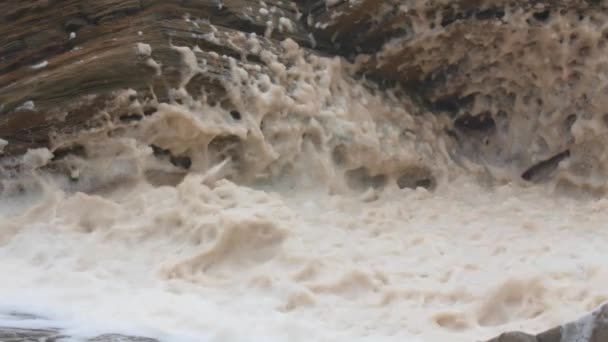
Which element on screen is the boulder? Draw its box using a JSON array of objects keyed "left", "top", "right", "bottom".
[{"left": 486, "top": 303, "right": 608, "bottom": 342}]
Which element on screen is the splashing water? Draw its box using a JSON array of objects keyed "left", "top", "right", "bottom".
[{"left": 1, "top": 38, "right": 607, "bottom": 342}]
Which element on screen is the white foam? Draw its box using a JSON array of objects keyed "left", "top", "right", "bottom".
[
  {"left": 30, "top": 60, "right": 48, "bottom": 70},
  {"left": 278, "top": 17, "right": 293, "bottom": 33},
  {"left": 2, "top": 176, "right": 607, "bottom": 341},
  {"left": 15, "top": 100, "right": 36, "bottom": 111},
  {"left": 136, "top": 43, "right": 152, "bottom": 57}
]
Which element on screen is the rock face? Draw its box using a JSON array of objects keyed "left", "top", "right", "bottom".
[
  {"left": 311, "top": 0, "right": 608, "bottom": 193},
  {"left": 4, "top": 1, "right": 608, "bottom": 190},
  {"left": 0, "top": 0, "right": 319, "bottom": 156}
]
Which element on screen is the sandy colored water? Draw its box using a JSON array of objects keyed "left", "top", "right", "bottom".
[
  {"left": 1, "top": 32, "right": 607, "bottom": 341},
  {"left": 1, "top": 175, "right": 607, "bottom": 342}
]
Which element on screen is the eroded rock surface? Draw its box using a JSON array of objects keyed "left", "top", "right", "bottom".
[
  {"left": 4, "top": 1, "right": 608, "bottom": 191},
  {"left": 307, "top": 0, "right": 608, "bottom": 194}
]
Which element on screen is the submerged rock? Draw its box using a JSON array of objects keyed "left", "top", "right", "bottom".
[
  {"left": 0, "top": 327, "right": 63, "bottom": 341},
  {"left": 0, "top": 326, "right": 159, "bottom": 342}
]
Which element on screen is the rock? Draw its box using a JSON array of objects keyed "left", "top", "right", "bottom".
[
  {"left": 0, "top": 327, "right": 159, "bottom": 342},
  {"left": 564, "top": 303, "right": 608, "bottom": 342},
  {"left": 0, "top": 327, "right": 63, "bottom": 341},
  {"left": 590, "top": 304, "right": 608, "bottom": 342},
  {"left": 0, "top": 313, "right": 160, "bottom": 341},
  {"left": 6, "top": 0, "right": 607, "bottom": 188},
  {"left": 0, "top": 0, "right": 322, "bottom": 156},
  {"left": 304, "top": 0, "right": 608, "bottom": 189},
  {"left": 536, "top": 327, "right": 561, "bottom": 342},
  {"left": 487, "top": 332, "right": 538, "bottom": 342},
  {"left": 5, "top": 0, "right": 606, "bottom": 188},
  {"left": 486, "top": 303, "right": 608, "bottom": 342}
]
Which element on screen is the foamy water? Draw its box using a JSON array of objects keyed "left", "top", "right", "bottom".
[
  {"left": 1, "top": 175, "right": 607, "bottom": 341},
  {"left": 1, "top": 34, "right": 607, "bottom": 341}
]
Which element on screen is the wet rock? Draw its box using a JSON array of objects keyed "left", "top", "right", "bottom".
[
  {"left": 0, "top": 327, "right": 159, "bottom": 342},
  {"left": 486, "top": 304, "right": 608, "bottom": 342},
  {"left": 4, "top": 0, "right": 606, "bottom": 188},
  {"left": 536, "top": 327, "right": 561, "bottom": 342},
  {"left": 3, "top": 1, "right": 608, "bottom": 340},
  {"left": 305, "top": 0, "right": 608, "bottom": 187},
  {"left": 0, "top": 313, "right": 159, "bottom": 341},
  {"left": 564, "top": 303, "right": 608, "bottom": 342},
  {"left": 0, "top": 0, "right": 314, "bottom": 156},
  {"left": 0, "top": 327, "right": 63, "bottom": 341},
  {"left": 487, "top": 332, "right": 537, "bottom": 342}
]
